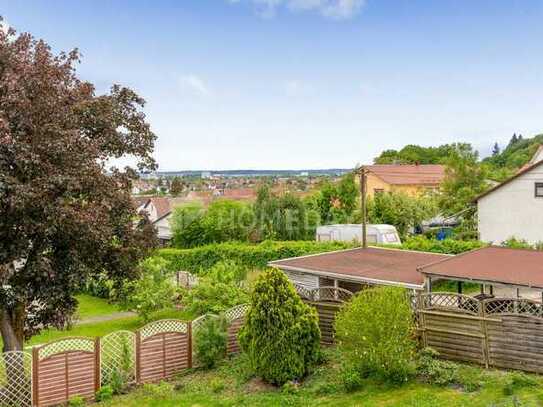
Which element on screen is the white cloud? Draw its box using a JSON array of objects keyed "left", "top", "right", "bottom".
[
  {"left": 177, "top": 75, "right": 212, "bottom": 97},
  {"left": 229, "top": 0, "right": 366, "bottom": 20}
]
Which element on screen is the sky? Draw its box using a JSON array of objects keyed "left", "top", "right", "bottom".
[{"left": 2, "top": 0, "right": 543, "bottom": 171}]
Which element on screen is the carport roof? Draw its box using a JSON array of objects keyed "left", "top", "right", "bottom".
[
  {"left": 269, "top": 247, "right": 449, "bottom": 290},
  {"left": 418, "top": 246, "right": 543, "bottom": 289}
]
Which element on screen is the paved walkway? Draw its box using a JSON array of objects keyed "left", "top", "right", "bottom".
[{"left": 76, "top": 311, "right": 137, "bottom": 325}]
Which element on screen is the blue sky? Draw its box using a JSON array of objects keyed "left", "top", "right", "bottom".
[{"left": 2, "top": 1, "right": 543, "bottom": 170}]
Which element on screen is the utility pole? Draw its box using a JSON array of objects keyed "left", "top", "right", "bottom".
[{"left": 359, "top": 167, "right": 367, "bottom": 248}]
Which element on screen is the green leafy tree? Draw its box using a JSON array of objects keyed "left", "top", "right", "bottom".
[
  {"left": 204, "top": 199, "right": 254, "bottom": 243},
  {"left": 316, "top": 172, "right": 358, "bottom": 223},
  {"left": 439, "top": 145, "right": 488, "bottom": 217},
  {"left": 122, "top": 257, "right": 178, "bottom": 322},
  {"left": 335, "top": 286, "right": 415, "bottom": 383},
  {"left": 368, "top": 192, "right": 438, "bottom": 238},
  {"left": 239, "top": 268, "right": 320, "bottom": 385},
  {"left": 254, "top": 185, "right": 317, "bottom": 241},
  {"left": 170, "top": 203, "right": 208, "bottom": 248},
  {"left": 0, "top": 23, "right": 157, "bottom": 350},
  {"left": 169, "top": 177, "right": 184, "bottom": 196}
]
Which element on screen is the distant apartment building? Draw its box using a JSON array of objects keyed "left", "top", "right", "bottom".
[{"left": 363, "top": 164, "right": 445, "bottom": 198}]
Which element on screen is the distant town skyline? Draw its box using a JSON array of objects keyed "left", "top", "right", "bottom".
[{"left": 3, "top": 1, "right": 543, "bottom": 171}]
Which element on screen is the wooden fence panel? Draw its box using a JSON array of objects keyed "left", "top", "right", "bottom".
[
  {"left": 420, "top": 310, "right": 486, "bottom": 365},
  {"left": 136, "top": 320, "right": 190, "bottom": 384},
  {"left": 225, "top": 305, "right": 249, "bottom": 355},
  {"left": 306, "top": 301, "right": 343, "bottom": 345},
  {"left": 486, "top": 315, "right": 543, "bottom": 373},
  {"left": 33, "top": 337, "right": 99, "bottom": 407}
]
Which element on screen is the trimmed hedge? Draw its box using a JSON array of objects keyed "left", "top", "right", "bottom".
[
  {"left": 398, "top": 236, "right": 485, "bottom": 255},
  {"left": 155, "top": 240, "right": 357, "bottom": 273}
]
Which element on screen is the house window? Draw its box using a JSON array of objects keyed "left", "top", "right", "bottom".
[{"left": 536, "top": 183, "right": 543, "bottom": 198}]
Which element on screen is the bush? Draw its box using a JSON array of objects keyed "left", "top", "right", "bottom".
[
  {"left": 416, "top": 348, "right": 458, "bottom": 386},
  {"left": 68, "top": 396, "right": 85, "bottom": 407},
  {"left": 95, "top": 385, "right": 113, "bottom": 402},
  {"left": 239, "top": 268, "right": 321, "bottom": 385},
  {"left": 195, "top": 316, "right": 228, "bottom": 369},
  {"left": 142, "top": 381, "right": 174, "bottom": 398},
  {"left": 182, "top": 261, "right": 249, "bottom": 315},
  {"left": 156, "top": 240, "right": 356, "bottom": 274},
  {"left": 335, "top": 286, "right": 415, "bottom": 384},
  {"left": 503, "top": 371, "right": 539, "bottom": 395},
  {"left": 340, "top": 366, "right": 363, "bottom": 392},
  {"left": 122, "top": 257, "right": 179, "bottom": 322}
]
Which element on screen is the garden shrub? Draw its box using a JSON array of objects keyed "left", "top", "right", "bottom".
[
  {"left": 340, "top": 365, "right": 363, "bottom": 392},
  {"left": 239, "top": 268, "right": 321, "bottom": 385},
  {"left": 195, "top": 316, "right": 228, "bottom": 369},
  {"left": 416, "top": 347, "right": 458, "bottom": 386},
  {"left": 182, "top": 261, "right": 249, "bottom": 315},
  {"left": 122, "top": 257, "right": 179, "bottom": 322},
  {"left": 68, "top": 396, "right": 85, "bottom": 407},
  {"left": 156, "top": 240, "right": 356, "bottom": 274},
  {"left": 142, "top": 381, "right": 174, "bottom": 398},
  {"left": 503, "top": 371, "right": 539, "bottom": 395},
  {"left": 95, "top": 385, "right": 113, "bottom": 402},
  {"left": 335, "top": 286, "right": 415, "bottom": 384}
]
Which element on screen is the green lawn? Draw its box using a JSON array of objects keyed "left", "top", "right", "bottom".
[
  {"left": 97, "top": 350, "right": 543, "bottom": 407},
  {"left": 74, "top": 294, "right": 121, "bottom": 319},
  {"left": 19, "top": 292, "right": 195, "bottom": 347}
]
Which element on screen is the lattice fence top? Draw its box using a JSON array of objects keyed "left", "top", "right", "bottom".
[
  {"left": 484, "top": 298, "right": 543, "bottom": 317},
  {"left": 139, "top": 319, "right": 189, "bottom": 340},
  {"left": 37, "top": 337, "right": 96, "bottom": 360},
  {"left": 192, "top": 314, "right": 219, "bottom": 332},
  {"left": 224, "top": 304, "right": 249, "bottom": 322},
  {"left": 420, "top": 292, "right": 480, "bottom": 315},
  {"left": 315, "top": 286, "right": 354, "bottom": 303},
  {"left": 293, "top": 284, "right": 354, "bottom": 303},
  {"left": 0, "top": 351, "right": 32, "bottom": 407}
]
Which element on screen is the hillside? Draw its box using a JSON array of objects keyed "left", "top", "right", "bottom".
[{"left": 483, "top": 133, "right": 543, "bottom": 169}]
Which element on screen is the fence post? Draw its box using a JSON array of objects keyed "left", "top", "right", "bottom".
[
  {"left": 94, "top": 337, "right": 101, "bottom": 393},
  {"left": 417, "top": 293, "right": 428, "bottom": 348},
  {"left": 32, "top": 346, "right": 39, "bottom": 407},
  {"left": 479, "top": 299, "right": 490, "bottom": 368},
  {"left": 187, "top": 321, "right": 192, "bottom": 369},
  {"left": 135, "top": 330, "right": 141, "bottom": 384}
]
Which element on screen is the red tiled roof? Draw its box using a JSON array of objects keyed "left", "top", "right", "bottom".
[
  {"left": 269, "top": 247, "right": 449, "bottom": 289},
  {"left": 419, "top": 246, "right": 543, "bottom": 289},
  {"left": 147, "top": 197, "right": 171, "bottom": 219},
  {"left": 365, "top": 164, "right": 445, "bottom": 186}
]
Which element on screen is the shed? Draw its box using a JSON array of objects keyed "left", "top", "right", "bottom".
[
  {"left": 269, "top": 247, "right": 449, "bottom": 292},
  {"left": 418, "top": 246, "right": 543, "bottom": 299}
]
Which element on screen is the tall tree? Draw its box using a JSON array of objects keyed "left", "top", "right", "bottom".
[
  {"left": 169, "top": 176, "right": 184, "bottom": 196},
  {"left": 0, "top": 24, "right": 157, "bottom": 350},
  {"left": 492, "top": 142, "right": 500, "bottom": 156}
]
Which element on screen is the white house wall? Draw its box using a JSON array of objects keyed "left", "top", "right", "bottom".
[
  {"left": 478, "top": 164, "right": 543, "bottom": 244},
  {"left": 154, "top": 214, "right": 172, "bottom": 240}
]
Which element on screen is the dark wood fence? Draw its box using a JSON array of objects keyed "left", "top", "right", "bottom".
[
  {"left": 416, "top": 293, "right": 543, "bottom": 373},
  {"left": 294, "top": 285, "right": 354, "bottom": 345}
]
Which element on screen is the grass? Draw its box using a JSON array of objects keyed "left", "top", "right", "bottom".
[
  {"left": 26, "top": 307, "right": 194, "bottom": 347},
  {"left": 96, "top": 349, "right": 543, "bottom": 407},
  {"left": 74, "top": 294, "right": 121, "bottom": 319}
]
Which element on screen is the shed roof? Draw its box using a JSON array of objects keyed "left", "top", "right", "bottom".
[
  {"left": 269, "top": 247, "right": 449, "bottom": 289},
  {"left": 419, "top": 246, "right": 543, "bottom": 289},
  {"left": 365, "top": 164, "right": 445, "bottom": 186}
]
